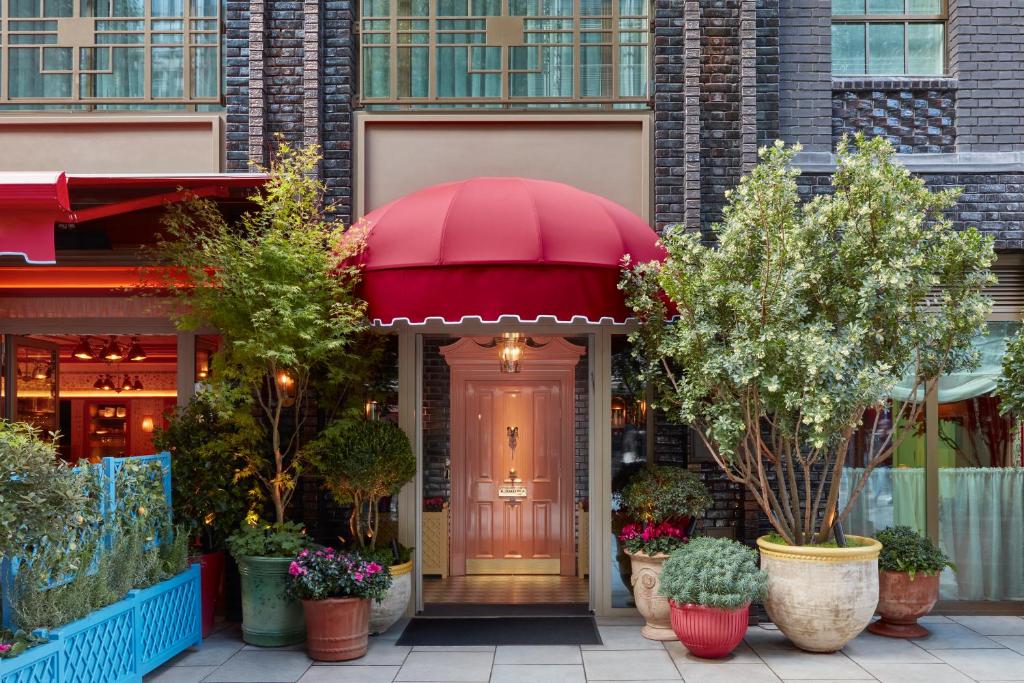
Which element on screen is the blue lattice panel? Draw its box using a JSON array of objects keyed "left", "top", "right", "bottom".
[
  {"left": 0, "top": 640, "right": 60, "bottom": 683},
  {"left": 135, "top": 564, "right": 201, "bottom": 675},
  {"left": 58, "top": 601, "right": 135, "bottom": 683}
]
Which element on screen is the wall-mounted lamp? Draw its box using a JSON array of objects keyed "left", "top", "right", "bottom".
[
  {"left": 141, "top": 416, "right": 155, "bottom": 433},
  {"left": 276, "top": 371, "right": 296, "bottom": 407},
  {"left": 195, "top": 349, "right": 211, "bottom": 381},
  {"left": 497, "top": 333, "right": 526, "bottom": 373},
  {"left": 364, "top": 399, "right": 380, "bottom": 421}
]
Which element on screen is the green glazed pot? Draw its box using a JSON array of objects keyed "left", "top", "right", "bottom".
[{"left": 237, "top": 555, "right": 306, "bottom": 647}]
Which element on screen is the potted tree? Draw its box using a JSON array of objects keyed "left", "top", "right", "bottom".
[
  {"left": 659, "top": 536, "right": 767, "bottom": 659},
  {"left": 868, "top": 526, "right": 954, "bottom": 638},
  {"left": 287, "top": 547, "right": 391, "bottom": 661},
  {"left": 622, "top": 134, "right": 994, "bottom": 652},
  {"left": 154, "top": 142, "right": 369, "bottom": 646},
  {"left": 155, "top": 393, "right": 258, "bottom": 637},
  {"left": 309, "top": 419, "right": 416, "bottom": 634},
  {"left": 617, "top": 465, "right": 711, "bottom": 640}
]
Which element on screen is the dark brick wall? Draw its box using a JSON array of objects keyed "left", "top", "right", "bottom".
[
  {"left": 777, "top": 0, "right": 830, "bottom": 151},
  {"left": 756, "top": 0, "right": 780, "bottom": 146},
  {"left": 701, "top": 0, "right": 742, "bottom": 229},
  {"left": 224, "top": 0, "right": 250, "bottom": 172},
  {"left": 322, "top": 0, "right": 355, "bottom": 220},
  {"left": 832, "top": 79, "right": 957, "bottom": 154},
  {"left": 653, "top": 0, "right": 690, "bottom": 232},
  {"left": 949, "top": 0, "right": 1024, "bottom": 152},
  {"left": 265, "top": 0, "right": 305, "bottom": 145}
]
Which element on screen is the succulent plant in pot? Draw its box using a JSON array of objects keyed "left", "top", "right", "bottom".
[
  {"left": 617, "top": 465, "right": 711, "bottom": 641},
  {"left": 868, "top": 526, "right": 955, "bottom": 638},
  {"left": 659, "top": 536, "right": 767, "bottom": 658}
]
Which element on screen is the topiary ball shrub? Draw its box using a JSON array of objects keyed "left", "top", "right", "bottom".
[
  {"left": 620, "top": 465, "right": 712, "bottom": 524},
  {"left": 658, "top": 536, "right": 767, "bottom": 610},
  {"left": 876, "top": 526, "right": 954, "bottom": 579}
]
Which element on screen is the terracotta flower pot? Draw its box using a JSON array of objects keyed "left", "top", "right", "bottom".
[
  {"left": 626, "top": 549, "right": 674, "bottom": 641},
  {"left": 867, "top": 570, "right": 940, "bottom": 638},
  {"left": 669, "top": 601, "right": 750, "bottom": 659},
  {"left": 757, "top": 535, "right": 881, "bottom": 653},
  {"left": 302, "top": 597, "right": 370, "bottom": 661}
]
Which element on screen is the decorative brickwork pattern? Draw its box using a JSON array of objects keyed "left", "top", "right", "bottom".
[
  {"left": 302, "top": 0, "right": 321, "bottom": 151},
  {"left": 683, "top": 1, "right": 702, "bottom": 232},
  {"left": 247, "top": 0, "right": 266, "bottom": 165},
  {"left": 740, "top": 0, "right": 758, "bottom": 173},
  {"left": 832, "top": 80, "right": 956, "bottom": 153}
]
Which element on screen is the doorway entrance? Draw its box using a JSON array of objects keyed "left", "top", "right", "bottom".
[{"left": 423, "top": 336, "right": 588, "bottom": 609}]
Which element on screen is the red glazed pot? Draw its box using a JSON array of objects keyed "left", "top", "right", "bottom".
[
  {"left": 868, "top": 570, "right": 939, "bottom": 638},
  {"left": 302, "top": 597, "right": 370, "bottom": 661},
  {"left": 190, "top": 551, "right": 225, "bottom": 638},
  {"left": 669, "top": 601, "right": 750, "bottom": 659}
]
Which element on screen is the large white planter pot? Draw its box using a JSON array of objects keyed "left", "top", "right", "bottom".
[
  {"left": 626, "top": 550, "right": 675, "bottom": 641},
  {"left": 369, "top": 560, "right": 412, "bottom": 635},
  {"left": 757, "top": 535, "right": 882, "bottom": 653}
]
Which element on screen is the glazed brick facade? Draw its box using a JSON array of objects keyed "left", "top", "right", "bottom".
[{"left": 832, "top": 79, "right": 957, "bottom": 154}]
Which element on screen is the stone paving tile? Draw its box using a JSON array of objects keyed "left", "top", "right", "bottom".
[
  {"left": 842, "top": 632, "right": 939, "bottom": 664},
  {"left": 582, "top": 649, "right": 681, "bottom": 680},
  {"left": 580, "top": 625, "right": 668, "bottom": 650},
  {"left": 204, "top": 650, "right": 313, "bottom": 682},
  {"left": 929, "top": 649, "right": 1024, "bottom": 681},
  {"left": 746, "top": 626, "right": 802, "bottom": 653},
  {"left": 665, "top": 639, "right": 762, "bottom": 664},
  {"left": 297, "top": 665, "right": 400, "bottom": 682},
  {"left": 950, "top": 617, "right": 1024, "bottom": 637},
  {"left": 409, "top": 645, "right": 495, "bottom": 652},
  {"left": 394, "top": 651, "right": 494, "bottom": 682},
  {"left": 910, "top": 624, "right": 1001, "bottom": 650},
  {"left": 490, "top": 664, "right": 587, "bottom": 683},
  {"left": 146, "top": 666, "right": 220, "bottom": 683},
  {"left": 494, "top": 644, "right": 583, "bottom": 664},
  {"left": 315, "top": 639, "right": 410, "bottom": 666},
  {"left": 674, "top": 661, "right": 784, "bottom": 683},
  {"left": 171, "top": 637, "right": 247, "bottom": 667},
  {"left": 990, "top": 636, "right": 1024, "bottom": 655},
  {"left": 758, "top": 651, "right": 873, "bottom": 680},
  {"left": 857, "top": 662, "right": 973, "bottom": 683}
]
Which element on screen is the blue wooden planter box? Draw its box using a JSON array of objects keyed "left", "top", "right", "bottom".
[{"left": 0, "top": 564, "right": 201, "bottom": 683}]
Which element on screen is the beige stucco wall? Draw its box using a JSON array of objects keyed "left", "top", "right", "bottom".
[
  {"left": 355, "top": 114, "right": 651, "bottom": 220},
  {"left": 0, "top": 114, "right": 223, "bottom": 173}
]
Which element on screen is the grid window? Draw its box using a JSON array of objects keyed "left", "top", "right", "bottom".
[
  {"left": 359, "top": 0, "right": 650, "bottom": 109},
  {"left": 832, "top": 0, "right": 946, "bottom": 76}
]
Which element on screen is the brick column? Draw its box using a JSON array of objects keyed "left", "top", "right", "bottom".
[{"left": 247, "top": 0, "right": 267, "bottom": 165}]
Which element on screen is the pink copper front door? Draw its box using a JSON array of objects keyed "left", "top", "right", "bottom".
[
  {"left": 443, "top": 337, "right": 584, "bottom": 578},
  {"left": 462, "top": 380, "right": 563, "bottom": 574}
]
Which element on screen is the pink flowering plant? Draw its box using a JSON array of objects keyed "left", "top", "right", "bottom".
[
  {"left": 618, "top": 520, "right": 689, "bottom": 556},
  {"left": 286, "top": 547, "right": 392, "bottom": 602}
]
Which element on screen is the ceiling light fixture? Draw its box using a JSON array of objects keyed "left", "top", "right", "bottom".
[{"left": 72, "top": 336, "right": 96, "bottom": 360}]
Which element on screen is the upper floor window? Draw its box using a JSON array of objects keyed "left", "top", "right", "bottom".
[
  {"left": 0, "top": 0, "right": 223, "bottom": 111},
  {"left": 359, "top": 0, "right": 650, "bottom": 109},
  {"left": 832, "top": 0, "right": 946, "bottom": 76}
]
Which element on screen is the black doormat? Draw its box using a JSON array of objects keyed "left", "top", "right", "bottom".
[
  {"left": 420, "top": 603, "right": 590, "bottom": 617},
  {"left": 396, "top": 616, "right": 602, "bottom": 646}
]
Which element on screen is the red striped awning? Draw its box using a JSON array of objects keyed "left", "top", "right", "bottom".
[{"left": 355, "top": 177, "right": 665, "bottom": 326}]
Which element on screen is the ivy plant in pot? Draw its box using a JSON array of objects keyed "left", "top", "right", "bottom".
[
  {"left": 287, "top": 548, "right": 391, "bottom": 661},
  {"left": 659, "top": 537, "right": 767, "bottom": 659},
  {"left": 617, "top": 465, "right": 711, "bottom": 641},
  {"left": 868, "top": 526, "right": 955, "bottom": 638},
  {"left": 622, "top": 135, "right": 994, "bottom": 652},
  {"left": 155, "top": 393, "right": 259, "bottom": 637},
  {"left": 227, "top": 521, "right": 308, "bottom": 646},
  {"left": 308, "top": 418, "right": 416, "bottom": 634}
]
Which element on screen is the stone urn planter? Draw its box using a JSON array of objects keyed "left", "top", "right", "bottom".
[
  {"left": 626, "top": 549, "right": 674, "bottom": 641},
  {"left": 756, "top": 535, "right": 882, "bottom": 653},
  {"left": 867, "top": 570, "right": 940, "bottom": 638},
  {"left": 369, "top": 559, "right": 413, "bottom": 635},
  {"left": 237, "top": 555, "right": 306, "bottom": 647},
  {"left": 669, "top": 601, "right": 750, "bottom": 659},
  {"left": 302, "top": 597, "right": 370, "bottom": 661}
]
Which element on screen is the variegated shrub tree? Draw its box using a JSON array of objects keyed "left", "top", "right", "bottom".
[{"left": 621, "top": 135, "right": 995, "bottom": 545}]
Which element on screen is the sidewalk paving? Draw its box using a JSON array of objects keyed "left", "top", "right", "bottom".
[{"left": 146, "top": 615, "right": 1024, "bottom": 683}]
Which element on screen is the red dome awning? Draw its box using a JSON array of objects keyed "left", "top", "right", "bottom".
[{"left": 356, "top": 177, "right": 664, "bottom": 326}]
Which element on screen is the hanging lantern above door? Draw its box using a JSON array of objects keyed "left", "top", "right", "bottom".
[{"left": 497, "top": 333, "right": 526, "bottom": 373}]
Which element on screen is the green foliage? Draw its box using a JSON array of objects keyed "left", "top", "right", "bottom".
[
  {"left": 621, "top": 465, "right": 712, "bottom": 524},
  {"left": 154, "top": 140, "right": 369, "bottom": 524},
  {"left": 0, "top": 420, "right": 89, "bottom": 561},
  {"left": 622, "top": 134, "right": 995, "bottom": 545},
  {"left": 226, "top": 520, "right": 307, "bottom": 558},
  {"left": 0, "top": 629, "right": 46, "bottom": 659},
  {"left": 154, "top": 393, "right": 261, "bottom": 552},
  {"left": 658, "top": 537, "right": 767, "bottom": 609},
  {"left": 286, "top": 548, "right": 392, "bottom": 602},
  {"left": 996, "top": 327, "right": 1024, "bottom": 419},
  {"left": 307, "top": 419, "right": 414, "bottom": 550},
  {"left": 876, "top": 526, "right": 954, "bottom": 579}
]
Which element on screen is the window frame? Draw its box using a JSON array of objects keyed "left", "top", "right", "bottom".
[
  {"left": 831, "top": 0, "right": 949, "bottom": 77},
  {"left": 355, "top": 0, "right": 652, "bottom": 110}
]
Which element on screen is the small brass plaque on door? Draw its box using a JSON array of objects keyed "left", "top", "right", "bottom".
[{"left": 498, "top": 485, "right": 527, "bottom": 498}]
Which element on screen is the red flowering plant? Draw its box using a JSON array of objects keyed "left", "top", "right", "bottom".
[
  {"left": 286, "top": 547, "right": 392, "bottom": 602},
  {"left": 423, "top": 496, "right": 447, "bottom": 512},
  {"left": 617, "top": 465, "right": 711, "bottom": 556}
]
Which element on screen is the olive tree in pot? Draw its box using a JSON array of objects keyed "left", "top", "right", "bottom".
[
  {"left": 622, "top": 135, "right": 994, "bottom": 652},
  {"left": 659, "top": 537, "right": 767, "bottom": 659},
  {"left": 154, "top": 141, "right": 368, "bottom": 646},
  {"left": 868, "top": 526, "right": 955, "bottom": 638},
  {"left": 309, "top": 419, "right": 415, "bottom": 634},
  {"left": 155, "top": 393, "right": 259, "bottom": 637},
  {"left": 617, "top": 465, "right": 711, "bottom": 640}
]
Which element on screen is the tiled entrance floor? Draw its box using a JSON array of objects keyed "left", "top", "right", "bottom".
[
  {"left": 422, "top": 575, "right": 589, "bottom": 604},
  {"left": 146, "top": 615, "right": 1024, "bottom": 682}
]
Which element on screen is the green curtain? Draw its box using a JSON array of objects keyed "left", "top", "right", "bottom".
[
  {"left": 839, "top": 467, "right": 926, "bottom": 537},
  {"left": 938, "top": 468, "right": 1024, "bottom": 600}
]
